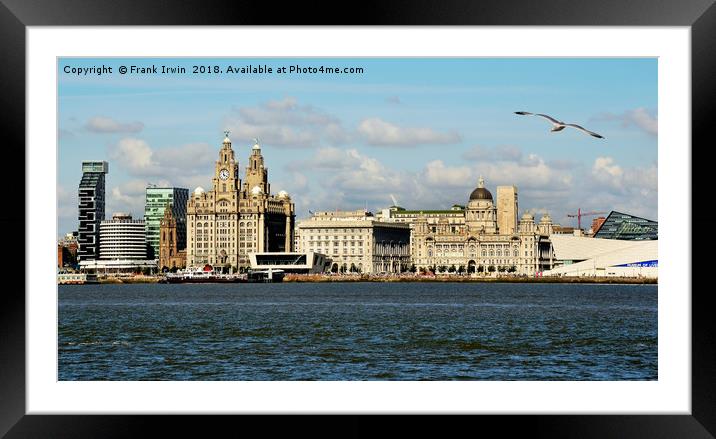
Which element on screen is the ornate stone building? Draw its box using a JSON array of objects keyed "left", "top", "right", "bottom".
[
  {"left": 297, "top": 210, "right": 411, "bottom": 274},
  {"left": 159, "top": 205, "right": 187, "bottom": 270},
  {"left": 382, "top": 177, "right": 554, "bottom": 275},
  {"left": 186, "top": 134, "right": 295, "bottom": 270}
]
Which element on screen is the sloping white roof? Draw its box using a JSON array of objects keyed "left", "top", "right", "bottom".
[
  {"left": 550, "top": 235, "right": 655, "bottom": 261},
  {"left": 546, "top": 236, "right": 657, "bottom": 275}
]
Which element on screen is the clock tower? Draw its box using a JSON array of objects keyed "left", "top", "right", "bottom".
[{"left": 212, "top": 131, "right": 240, "bottom": 194}]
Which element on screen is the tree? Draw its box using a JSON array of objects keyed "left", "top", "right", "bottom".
[
  {"left": 458, "top": 265, "right": 465, "bottom": 274},
  {"left": 350, "top": 263, "right": 357, "bottom": 273},
  {"left": 448, "top": 265, "right": 456, "bottom": 273},
  {"left": 340, "top": 264, "right": 347, "bottom": 274},
  {"left": 428, "top": 265, "right": 436, "bottom": 274},
  {"left": 477, "top": 265, "right": 484, "bottom": 273},
  {"left": 438, "top": 265, "right": 448, "bottom": 273},
  {"left": 488, "top": 265, "right": 496, "bottom": 273},
  {"left": 498, "top": 266, "right": 506, "bottom": 273},
  {"left": 410, "top": 264, "right": 417, "bottom": 273},
  {"left": 508, "top": 265, "right": 517, "bottom": 273}
]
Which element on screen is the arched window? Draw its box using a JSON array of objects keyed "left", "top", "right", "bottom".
[
  {"left": 482, "top": 250, "right": 486, "bottom": 257},
  {"left": 490, "top": 250, "right": 494, "bottom": 257}
]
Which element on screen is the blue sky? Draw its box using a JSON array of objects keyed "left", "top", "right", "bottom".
[{"left": 58, "top": 57, "right": 657, "bottom": 237}]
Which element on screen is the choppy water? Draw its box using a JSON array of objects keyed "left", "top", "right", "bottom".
[{"left": 58, "top": 282, "right": 657, "bottom": 380}]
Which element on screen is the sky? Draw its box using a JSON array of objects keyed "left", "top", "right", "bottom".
[{"left": 57, "top": 57, "right": 657, "bottom": 238}]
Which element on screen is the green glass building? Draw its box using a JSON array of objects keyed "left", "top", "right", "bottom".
[{"left": 144, "top": 186, "right": 189, "bottom": 259}]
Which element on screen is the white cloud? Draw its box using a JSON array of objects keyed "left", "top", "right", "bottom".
[
  {"left": 224, "top": 97, "right": 348, "bottom": 148},
  {"left": 287, "top": 146, "right": 657, "bottom": 225},
  {"left": 594, "top": 107, "right": 657, "bottom": 136},
  {"left": 85, "top": 116, "right": 144, "bottom": 133},
  {"left": 357, "top": 117, "right": 461, "bottom": 147},
  {"left": 108, "top": 138, "right": 213, "bottom": 180},
  {"left": 423, "top": 160, "right": 473, "bottom": 187}
]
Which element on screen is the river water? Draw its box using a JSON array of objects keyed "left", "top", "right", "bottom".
[{"left": 58, "top": 282, "right": 657, "bottom": 380}]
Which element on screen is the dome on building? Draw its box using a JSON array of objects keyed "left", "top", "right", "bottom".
[
  {"left": 193, "top": 186, "right": 205, "bottom": 195},
  {"left": 251, "top": 185, "right": 263, "bottom": 195},
  {"left": 469, "top": 176, "right": 493, "bottom": 201},
  {"left": 277, "top": 190, "right": 289, "bottom": 199},
  {"left": 540, "top": 214, "right": 552, "bottom": 223},
  {"left": 521, "top": 212, "right": 534, "bottom": 221},
  {"left": 252, "top": 138, "right": 261, "bottom": 150}
]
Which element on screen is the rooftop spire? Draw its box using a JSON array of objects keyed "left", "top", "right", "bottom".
[{"left": 478, "top": 175, "right": 485, "bottom": 188}]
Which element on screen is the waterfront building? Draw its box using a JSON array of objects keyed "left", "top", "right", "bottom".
[
  {"left": 592, "top": 211, "right": 658, "bottom": 240},
  {"left": 590, "top": 216, "right": 607, "bottom": 235},
  {"left": 496, "top": 185, "right": 518, "bottom": 235},
  {"left": 99, "top": 213, "right": 148, "bottom": 260},
  {"left": 297, "top": 210, "right": 411, "bottom": 273},
  {"left": 144, "top": 186, "right": 189, "bottom": 259},
  {"left": 159, "top": 205, "right": 187, "bottom": 270},
  {"left": 186, "top": 134, "right": 295, "bottom": 270},
  {"left": 79, "top": 212, "right": 157, "bottom": 273},
  {"left": 248, "top": 251, "right": 330, "bottom": 274},
  {"left": 77, "top": 161, "right": 108, "bottom": 261},
  {"left": 380, "top": 177, "right": 553, "bottom": 275},
  {"left": 544, "top": 234, "right": 657, "bottom": 278},
  {"left": 58, "top": 233, "right": 79, "bottom": 268}
]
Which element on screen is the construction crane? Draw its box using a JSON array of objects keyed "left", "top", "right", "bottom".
[{"left": 567, "top": 208, "right": 607, "bottom": 230}]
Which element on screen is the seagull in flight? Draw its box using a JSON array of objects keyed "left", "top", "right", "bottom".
[{"left": 515, "top": 111, "right": 604, "bottom": 139}]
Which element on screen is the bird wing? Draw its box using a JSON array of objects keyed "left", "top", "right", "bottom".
[
  {"left": 535, "top": 113, "right": 562, "bottom": 124},
  {"left": 564, "top": 123, "right": 604, "bottom": 139},
  {"left": 514, "top": 111, "right": 533, "bottom": 116}
]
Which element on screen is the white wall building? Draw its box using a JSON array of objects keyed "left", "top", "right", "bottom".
[
  {"left": 544, "top": 235, "right": 657, "bottom": 278},
  {"left": 99, "top": 213, "right": 147, "bottom": 260},
  {"left": 297, "top": 210, "right": 411, "bottom": 273}
]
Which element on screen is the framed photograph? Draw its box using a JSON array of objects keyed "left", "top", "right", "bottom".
[{"left": 4, "top": 0, "right": 711, "bottom": 436}]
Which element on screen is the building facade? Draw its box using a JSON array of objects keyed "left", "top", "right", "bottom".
[
  {"left": 144, "top": 186, "right": 189, "bottom": 259},
  {"left": 496, "top": 185, "right": 518, "bottom": 235},
  {"left": 99, "top": 213, "right": 148, "bottom": 260},
  {"left": 592, "top": 211, "right": 658, "bottom": 240},
  {"left": 383, "top": 177, "right": 553, "bottom": 275},
  {"left": 297, "top": 210, "right": 411, "bottom": 274},
  {"left": 186, "top": 134, "right": 295, "bottom": 269},
  {"left": 159, "top": 206, "right": 187, "bottom": 270},
  {"left": 77, "top": 161, "right": 108, "bottom": 261},
  {"left": 58, "top": 233, "right": 79, "bottom": 268}
]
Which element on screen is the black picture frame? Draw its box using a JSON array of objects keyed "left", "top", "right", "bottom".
[{"left": 2, "top": 0, "right": 709, "bottom": 437}]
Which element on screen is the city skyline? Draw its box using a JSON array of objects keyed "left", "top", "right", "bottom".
[{"left": 58, "top": 57, "right": 657, "bottom": 238}]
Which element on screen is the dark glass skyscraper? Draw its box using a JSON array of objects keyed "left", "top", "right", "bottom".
[
  {"left": 592, "top": 211, "right": 658, "bottom": 240},
  {"left": 77, "top": 161, "right": 109, "bottom": 261}
]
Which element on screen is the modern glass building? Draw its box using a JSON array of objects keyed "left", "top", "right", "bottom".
[
  {"left": 592, "top": 211, "right": 658, "bottom": 240},
  {"left": 144, "top": 186, "right": 189, "bottom": 259},
  {"left": 77, "top": 161, "right": 108, "bottom": 261}
]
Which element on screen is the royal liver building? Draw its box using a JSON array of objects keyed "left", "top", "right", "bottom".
[{"left": 186, "top": 133, "right": 295, "bottom": 270}]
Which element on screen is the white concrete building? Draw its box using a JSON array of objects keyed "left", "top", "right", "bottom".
[
  {"left": 544, "top": 235, "right": 657, "bottom": 278},
  {"left": 297, "top": 210, "right": 411, "bottom": 273},
  {"left": 99, "top": 213, "right": 147, "bottom": 260}
]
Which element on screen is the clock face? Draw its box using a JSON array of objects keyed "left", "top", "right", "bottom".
[{"left": 219, "top": 169, "right": 229, "bottom": 180}]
